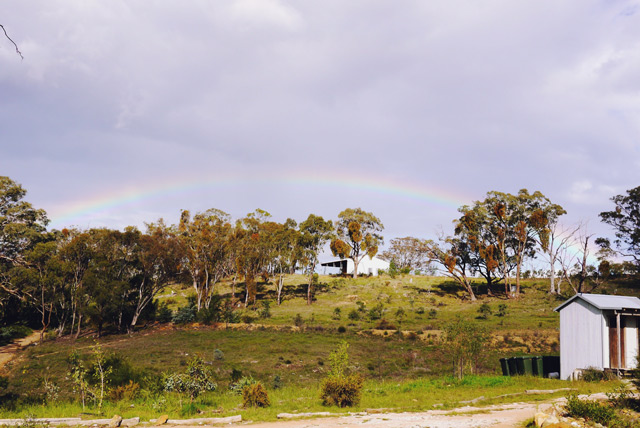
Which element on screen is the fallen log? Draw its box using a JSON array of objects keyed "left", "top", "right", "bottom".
[{"left": 149, "top": 415, "right": 241, "bottom": 425}]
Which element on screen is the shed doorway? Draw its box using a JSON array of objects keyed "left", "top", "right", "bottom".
[{"left": 608, "top": 315, "right": 625, "bottom": 369}]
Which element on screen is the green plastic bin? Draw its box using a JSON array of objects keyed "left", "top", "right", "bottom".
[
  {"left": 516, "top": 356, "right": 534, "bottom": 375},
  {"left": 532, "top": 356, "right": 544, "bottom": 377},
  {"left": 507, "top": 357, "right": 518, "bottom": 375},
  {"left": 500, "top": 358, "right": 510, "bottom": 376}
]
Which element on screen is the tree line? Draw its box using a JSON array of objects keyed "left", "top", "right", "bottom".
[
  {"left": 385, "top": 187, "right": 640, "bottom": 301},
  {"left": 2, "top": 174, "right": 639, "bottom": 336},
  {"left": 0, "top": 176, "right": 385, "bottom": 337}
]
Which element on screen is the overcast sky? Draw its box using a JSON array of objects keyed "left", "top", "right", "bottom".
[{"left": 1, "top": 1, "right": 639, "bottom": 261}]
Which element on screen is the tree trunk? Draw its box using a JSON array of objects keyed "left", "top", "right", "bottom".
[
  {"left": 277, "top": 275, "right": 284, "bottom": 305},
  {"left": 352, "top": 257, "right": 359, "bottom": 278}
]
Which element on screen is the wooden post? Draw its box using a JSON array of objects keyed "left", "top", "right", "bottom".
[{"left": 617, "top": 312, "right": 622, "bottom": 372}]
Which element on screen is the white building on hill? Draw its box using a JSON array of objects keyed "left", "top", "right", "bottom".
[{"left": 321, "top": 255, "right": 389, "bottom": 276}]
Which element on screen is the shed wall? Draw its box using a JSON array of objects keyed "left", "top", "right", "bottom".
[
  {"left": 560, "top": 299, "right": 604, "bottom": 379},
  {"left": 624, "top": 317, "right": 639, "bottom": 369}
]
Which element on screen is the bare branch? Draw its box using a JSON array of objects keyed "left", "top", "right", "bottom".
[{"left": 1, "top": 24, "right": 23, "bottom": 59}]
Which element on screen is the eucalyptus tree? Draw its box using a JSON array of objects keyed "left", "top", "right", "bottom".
[
  {"left": 12, "top": 238, "right": 64, "bottom": 341},
  {"left": 269, "top": 219, "right": 301, "bottom": 305},
  {"left": 380, "top": 236, "right": 432, "bottom": 274},
  {"left": 0, "top": 176, "right": 49, "bottom": 312},
  {"left": 178, "top": 209, "right": 232, "bottom": 311},
  {"left": 423, "top": 236, "right": 477, "bottom": 301},
  {"left": 299, "top": 214, "right": 333, "bottom": 304},
  {"left": 57, "top": 228, "right": 92, "bottom": 337},
  {"left": 598, "top": 185, "right": 640, "bottom": 272},
  {"left": 456, "top": 189, "right": 564, "bottom": 297},
  {"left": 330, "top": 208, "right": 383, "bottom": 278},
  {"left": 129, "top": 220, "right": 181, "bottom": 327},
  {"left": 234, "top": 209, "right": 273, "bottom": 307}
]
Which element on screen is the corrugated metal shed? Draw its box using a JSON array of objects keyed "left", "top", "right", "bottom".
[
  {"left": 555, "top": 293, "right": 640, "bottom": 379},
  {"left": 554, "top": 293, "right": 640, "bottom": 312}
]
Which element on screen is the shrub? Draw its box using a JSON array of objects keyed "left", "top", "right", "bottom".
[
  {"left": 415, "top": 307, "right": 425, "bottom": 315},
  {"left": 172, "top": 302, "right": 197, "bottom": 324},
  {"left": 332, "top": 308, "right": 342, "bottom": 320},
  {"left": 477, "top": 303, "right": 492, "bottom": 319},
  {"left": 374, "top": 319, "right": 396, "bottom": 330},
  {"left": 196, "top": 296, "right": 223, "bottom": 324},
  {"left": 272, "top": 375, "right": 283, "bottom": 390},
  {"left": 230, "top": 376, "right": 256, "bottom": 395},
  {"left": 368, "top": 303, "right": 385, "bottom": 321},
  {"left": 242, "top": 382, "right": 270, "bottom": 408},
  {"left": 347, "top": 309, "right": 360, "bottom": 321},
  {"left": 337, "top": 326, "right": 347, "bottom": 333},
  {"left": 319, "top": 341, "right": 363, "bottom": 408},
  {"left": 155, "top": 302, "right": 173, "bottom": 323},
  {"left": 356, "top": 301, "right": 366, "bottom": 313},
  {"left": 293, "top": 313, "right": 304, "bottom": 327},
  {"left": 0, "top": 325, "right": 32, "bottom": 346},
  {"left": 581, "top": 367, "right": 617, "bottom": 382},
  {"left": 496, "top": 303, "right": 507, "bottom": 317},
  {"left": 213, "top": 349, "right": 224, "bottom": 361},
  {"left": 258, "top": 300, "right": 271, "bottom": 319},
  {"left": 109, "top": 380, "right": 140, "bottom": 401},
  {"left": 564, "top": 393, "right": 615, "bottom": 426},
  {"left": 163, "top": 356, "right": 217, "bottom": 401},
  {"left": 428, "top": 309, "right": 438, "bottom": 319},
  {"left": 395, "top": 308, "right": 406, "bottom": 326},
  {"left": 320, "top": 375, "right": 364, "bottom": 407},
  {"left": 240, "top": 312, "right": 256, "bottom": 324}
]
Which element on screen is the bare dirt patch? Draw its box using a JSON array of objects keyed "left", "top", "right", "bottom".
[{"left": 0, "top": 330, "right": 40, "bottom": 370}]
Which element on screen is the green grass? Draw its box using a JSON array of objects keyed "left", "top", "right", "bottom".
[
  {"left": 3, "top": 274, "right": 638, "bottom": 420},
  {"left": 0, "top": 376, "right": 619, "bottom": 422}
]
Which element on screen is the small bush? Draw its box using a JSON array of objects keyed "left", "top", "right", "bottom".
[
  {"left": 213, "top": 349, "right": 224, "bottom": 361},
  {"left": 368, "top": 303, "right": 385, "bottom": 321},
  {"left": 241, "top": 313, "right": 255, "bottom": 324},
  {"left": 356, "top": 301, "right": 366, "bottom": 313},
  {"left": 374, "top": 319, "right": 396, "bottom": 330},
  {"left": 272, "top": 375, "right": 283, "bottom": 390},
  {"left": 172, "top": 303, "right": 197, "bottom": 324},
  {"left": 320, "top": 375, "right": 364, "bottom": 407},
  {"left": 109, "top": 380, "right": 140, "bottom": 401},
  {"left": 320, "top": 341, "right": 363, "bottom": 408},
  {"left": 496, "top": 303, "right": 507, "bottom": 317},
  {"left": 258, "top": 300, "right": 271, "bottom": 319},
  {"left": 428, "top": 309, "right": 438, "bottom": 319},
  {"left": 332, "top": 308, "right": 342, "bottom": 320},
  {"left": 242, "top": 382, "right": 270, "bottom": 408},
  {"left": 163, "top": 356, "right": 217, "bottom": 401},
  {"left": 581, "top": 367, "right": 617, "bottom": 382},
  {"left": 337, "top": 326, "right": 347, "bottom": 333},
  {"left": 0, "top": 325, "right": 32, "bottom": 346},
  {"left": 347, "top": 310, "right": 360, "bottom": 321},
  {"left": 564, "top": 393, "right": 616, "bottom": 426},
  {"left": 293, "top": 313, "right": 304, "bottom": 327},
  {"left": 155, "top": 302, "right": 173, "bottom": 323},
  {"left": 415, "top": 307, "right": 425, "bottom": 315},
  {"left": 477, "top": 303, "right": 492, "bottom": 319},
  {"left": 230, "top": 376, "right": 256, "bottom": 395}
]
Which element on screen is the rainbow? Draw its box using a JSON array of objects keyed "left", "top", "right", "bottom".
[{"left": 46, "top": 171, "right": 472, "bottom": 228}]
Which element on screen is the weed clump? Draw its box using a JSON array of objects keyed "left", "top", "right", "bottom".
[
  {"left": 564, "top": 393, "right": 615, "bottom": 426},
  {"left": 320, "top": 341, "right": 363, "bottom": 407},
  {"left": 242, "top": 382, "right": 270, "bottom": 407}
]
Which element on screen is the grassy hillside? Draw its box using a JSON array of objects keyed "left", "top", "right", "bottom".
[{"left": 1, "top": 273, "right": 637, "bottom": 420}]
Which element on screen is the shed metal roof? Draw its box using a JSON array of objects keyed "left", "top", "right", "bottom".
[{"left": 554, "top": 293, "right": 640, "bottom": 312}]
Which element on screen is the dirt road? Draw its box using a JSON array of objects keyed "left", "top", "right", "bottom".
[{"left": 0, "top": 330, "right": 41, "bottom": 370}]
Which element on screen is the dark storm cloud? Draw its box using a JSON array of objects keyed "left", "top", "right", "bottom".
[{"left": 1, "top": 0, "right": 639, "bottom": 243}]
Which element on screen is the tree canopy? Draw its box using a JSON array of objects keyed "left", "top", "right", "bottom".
[{"left": 330, "top": 208, "right": 383, "bottom": 278}]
